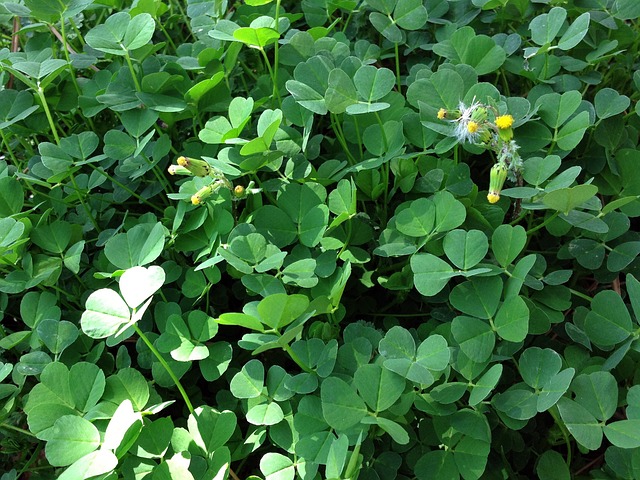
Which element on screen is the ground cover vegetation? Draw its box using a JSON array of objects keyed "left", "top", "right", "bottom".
[{"left": 1, "top": 0, "right": 640, "bottom": 478}]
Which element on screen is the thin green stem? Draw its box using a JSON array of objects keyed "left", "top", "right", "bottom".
[
  {"left": 171, "top": 0, "right": 193, "bottom": 38},
  {"left": 337, "top": 218, "right": 353, "bottom": 257},
  {"left": 394, "top": 42, "right": 402, "bottom": 92},
  {"left": 124, "top": 52, "right": 142, "bottom": 92},
  {"left": 330, "top": 113, "right": 357, "bottom": 165},
  {"left": 373, "top": 112, "right": 389, "bottom": 151},
  {"left": 17, "top": 134, "right": 36, "bottom": 157},
  {"left": 69, "top": 18, "right": 86, "bottom": 45},
  {"left": 548, "top": 405, "right": 572, "bottom": 467},
  {"left": 158, "top": 22, "right": 177, "bottom": 52},
  {"left": 58, "top": 20, "right": 82, "bottom": 97},
  {"left": 87, "top": 165, "right": 165, "bottom": 214},
  {"left": 569, "top": 288, "right": 592, "bottom": 303},
  {"left": 155, "top": 124, "right": 180, "bottom": 156},
  {"left": 37, "top": 87, "right": 61, "bottom": 144},
  {"left": 509, "top": 210, "right": 528, "bottom": 226},
  {"left": 69, "top": 172, "right": 101, "bottom": 232},
  {"left": 72, "top": 271, "right": 88, "bottom": 291},
  {"left": 134, "top": 324, "right": 195, "bottom": 415},
  {"left": 17, "top": 443, "right": 43, "bottom": 476},
  {"left": 353, "top": 116, "right": 364, "bottom": 161},
  {"left": 547, "top": 127, "right": 558, "bottom": 155},
  {"left": 239, "top": 68, "right": 252, "bottom": 97},
  {"left": 39, "top": 283, "right": 79, "bottom": 307},
  {"left": 251, "top": 173, "right": 277, "bottom": 205},
  {"left": 500, "top": 69, "right": 511, "bottom": 96},
  {"left": 526, "top": 211, "right": 559, "bottom": 235},
  {"left": 273, "top": 0, "right": 282, "bottom": 102},
  {"left": 59, "top": 116, "right": 75, "bottom": 132},
  {"left": 142, "top": 152, "right": 172, "bottom": 194},
  {"left": 282, "top": 343, "right": 313, "bottom": 373},
  {"left": 374, "top": 111, "right": 390, "bottom": 221},
  {"left": 259, "top": 47, "right": 281, "bottom": 106},
  {"left": 0, "top": 422, "right": 37, "bottom": 438},
  {"left": 341, "top": 0, "right": 362, "bottom": 32},
  {"left": 0, "top": 129, "right": 19, "bottom": 167},
  {"left": 239, "top": 60, "right": 259, "bottom": 81}
]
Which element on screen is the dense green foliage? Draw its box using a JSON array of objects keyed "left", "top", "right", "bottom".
[{"left": 1, "top": 0, "right": 640, "bottom": 478}]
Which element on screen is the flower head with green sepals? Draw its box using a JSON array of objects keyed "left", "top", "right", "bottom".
[
  {"left": 436, "top": 99, "right": 523, "bottom": 204},
  {"left": 451, "top": 99, "right": 484, "bottom": 144}
]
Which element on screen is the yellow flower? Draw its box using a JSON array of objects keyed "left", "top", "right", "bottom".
[
  {"left": 467, "top": 121, "right": 479, "bottom": 134},
  {"left": 437, "top": 108, "right": 447, "bottom": 120},
  {"left": 495, "top": 115, "right": 514, "bottom": 130}
]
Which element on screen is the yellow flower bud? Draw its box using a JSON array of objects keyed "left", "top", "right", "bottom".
[
  {"left": 467, "top": 121, "right": 479, "bottom": 134},
  {"left": 487, "top": 163, "right": 508, "bottom": 204},
  {"left": 480, "top": 129, "right": 492, "bottom": 144},
  {"left": 437, "top": 108, "right": 447, "bottom": 120},
  {"left": 191, "top": 184, "right": 214, "bottom": 205},
  {"left": 176, "top": 156, "right": 211, "bottom": 177},
  {"left": 168, "top": 165, "right": 191, "bottom": 175},
  {"left": 471, "top": 106, "right": 487, "bottom": 123},
  {"left": 233, "top": 185, "right": 245, "bottom": 198}
]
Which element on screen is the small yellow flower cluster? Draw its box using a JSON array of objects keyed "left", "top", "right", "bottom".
[
  {"left": 167, "top": 156, "right": 236, "bottom": 206},
  {"left": 436, "top": 101, "right": 521, "bottom": 204}
]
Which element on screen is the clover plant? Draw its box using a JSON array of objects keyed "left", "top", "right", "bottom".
[{"left": 1, "top": 0, "right": 640, "bottom": 479}]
